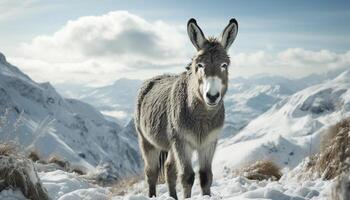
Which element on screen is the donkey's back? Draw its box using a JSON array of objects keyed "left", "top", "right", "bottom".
[{"left": 135, "top": 74, "right": 181, "bottom": 150}]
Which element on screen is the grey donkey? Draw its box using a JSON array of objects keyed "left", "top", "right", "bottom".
[{"left": 135, "top": 18, "right": 238, "bottom": 199}]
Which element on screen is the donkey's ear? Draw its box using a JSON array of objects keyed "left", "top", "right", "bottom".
[
  {"left": 221, "top": 18, "right": 238, "bottom": 50},
  {"left": 187, "top": 18, "right": 207, "bottom": 51}
]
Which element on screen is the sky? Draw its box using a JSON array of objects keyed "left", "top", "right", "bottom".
[{"left": 0, "top": 0, "right": 350, "bottom": 86}]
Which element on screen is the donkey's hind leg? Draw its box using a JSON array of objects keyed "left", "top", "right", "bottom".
[
  {"left": 165, "top": 150, "right": 178, "bottom": 199},
  {"left": 140, "top": 138, "right": 161, "bottom": 197}
]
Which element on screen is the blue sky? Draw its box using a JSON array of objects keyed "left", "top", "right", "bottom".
[
  {"left": 2, "top": 0, "right": 350, "bottom": 52},
  {"left": 1, "top": 0, "right": 349, "bottom": 85}
]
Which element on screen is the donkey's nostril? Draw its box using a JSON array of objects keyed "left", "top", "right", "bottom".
[{"left": 206, "top": 92, "right": 220, "bottom": 103}]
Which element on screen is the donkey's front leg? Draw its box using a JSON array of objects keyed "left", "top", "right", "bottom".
[
  {"left": 198, "top": 140, "right": 217, "bottom": 196},
  {"left": 172, "top": 139, "right": 194, "bottom": 199}
]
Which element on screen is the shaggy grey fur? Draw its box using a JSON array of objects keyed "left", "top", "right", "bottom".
[{"left": 135, "top": 18, "right": 238, "bottom": 199}]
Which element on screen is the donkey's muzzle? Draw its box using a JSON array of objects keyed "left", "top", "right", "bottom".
[{"left": 206, "top": 92, "right": 220, "bottom": 104}]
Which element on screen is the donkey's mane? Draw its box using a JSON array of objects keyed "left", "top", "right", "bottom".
[{"left": 205, "top": 37, "right": 222, "bottom": 49}]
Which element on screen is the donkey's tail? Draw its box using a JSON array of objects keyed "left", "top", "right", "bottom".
[{"left": 158, "top": 151, "right": 168, "bottom": 183}]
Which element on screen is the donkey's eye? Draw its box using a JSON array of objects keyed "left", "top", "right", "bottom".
[
  {"left": 197, "top": 63, "right": 204, "bottom": 68},
  {"left": 221, "top": 63, "right": 228, "bottom": 70}
]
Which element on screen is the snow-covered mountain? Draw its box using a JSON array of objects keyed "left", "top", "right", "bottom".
[
  {"left": 214, "top": 69, "right": 350, "bottom": 174},
  {"left": 221, "top": 69, "right": 346, "bottom": 138},
  {"left": 0, "top": 52, "right": 141, "bottom": 178},
  {"left": 56, "top": 79, "right": 142, "bottom": 125},
  {"left": 223, "top": 77, "right": 297, "bottom": 137}
]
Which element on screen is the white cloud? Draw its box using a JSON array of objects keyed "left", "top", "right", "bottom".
[
  {"left": 7, "top": 11, "right": 350, "bottom": 86},
  {"left": 230, "top": 48, "right": 350, "bottom": 78},
  {"left": 11, "top": 11, "right": 190, "bottom": 86}
]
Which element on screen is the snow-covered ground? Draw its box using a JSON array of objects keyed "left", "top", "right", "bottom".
[
  {"left": 111, "top": 177, "right": 333, "bottom": 200},
  {"left": 39, "top": 170, "right": 109, "bottom": 200},
  {"left": 32, "top": 167, "right": 334, "bottom": 200}
]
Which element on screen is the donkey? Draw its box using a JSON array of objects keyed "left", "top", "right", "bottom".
[{"left": 135, "top": 18, "right": 238, "bottom": 199}]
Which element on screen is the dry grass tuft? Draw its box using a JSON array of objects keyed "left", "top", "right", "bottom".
[
  {"left": 28, "top": 151, "right": 40, "bottom": 162},
  {"left": 48, "top": 155, "right": 69, "bottom": 170},
  {"left": 0, "top": 142, "right": 18, "bottom": 156},
  {"left": 236, "top": 160, "right": 282, "bottom": 181},
  {"left": 0, "top": 156, "right": 50, "bottom": 200},
  {"left": 307, "top": 118, "right": 350, "bottom": 180},
  {"left": 0, "top": 143, "right": 50, "bottom": 200},
  {"left": 110, "top": 175, "right": 142, "bottom": 196}
]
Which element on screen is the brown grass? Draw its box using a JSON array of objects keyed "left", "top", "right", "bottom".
[
  {"left": 0, "top": 142, "right": 18, "bottom": 156},
  {"left": 110, "top": 175, "right": 142, "bottom": 196},
  {"left": 28, "top": 151, "right": 40, "bottom": 162},
  {"left": 307, "top": 118, "right": 350, "bottom": 180},
  {"left": 0, "top": 142, "right": 50, "bottom": 200},
  {"left": 236, "top": 160, "right": 282, "bottom": 181},
  {"left": 48, "top": 155, "right": 69, "bottom": 170}
]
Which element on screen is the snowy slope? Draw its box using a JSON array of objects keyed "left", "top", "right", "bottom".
[
  {"left": 0, "top": 52, "right": 141, "bottom": 178},
  {"left": 215, "top": 70, "right": 350, "bottom": 174},
  {"left": 223, "top": 80, "right": 293, "bottom": 138},
  {"left": 80, "top": 79, "right": 142, "bottom": 125},
  {"left": 222, "top": 70, "right": 346, "bottom": 138},
  {"left": 56, "top": 79, "right": 142, "bottom": 125}
]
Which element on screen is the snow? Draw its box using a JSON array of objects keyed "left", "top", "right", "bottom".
[
  {"left": 56, "top": 78, "right": 142, "bottom": 125},
  {"left": 35, "top": 168, "right": 334, "bottom": 200},
  {"left": 33, "top": 167, "right": 334, "bottom": 200},
  {"left": 0, "top": 189, "right": 27, "bottom": 200},
  {"left": 215, "top": 70, "right": 350, "bottom": 172},
  {"left": 0, "top": 52, "right": 141, "bottom": 180},
  {"left": 110, "top": 174, "right": 333, "bottom": 199},
  {"left": 39, "top": 170, "right": 110, "bottom": 200}
]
